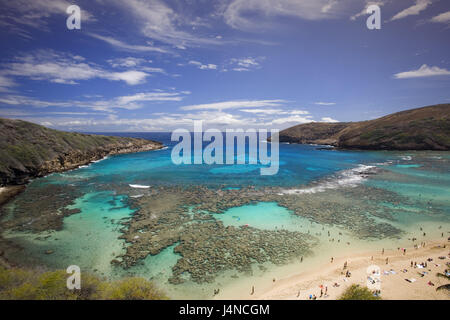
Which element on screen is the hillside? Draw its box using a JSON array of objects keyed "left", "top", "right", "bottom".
[
  {"left": 0, "top": 118, "right": 163, "bottom": 186},
  {"left": 277, "top": 104, "right": 450, "bottom": 150}
]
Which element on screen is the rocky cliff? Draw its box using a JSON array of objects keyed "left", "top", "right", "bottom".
[
  {"left": 0, "top": 118, "right": 164, "bottom": 185},
  {"left": 277, "top": 104, "right": 450, "bottom": 150}
]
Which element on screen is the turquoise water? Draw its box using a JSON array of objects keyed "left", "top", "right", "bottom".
[
  {"left": 2, "top": 133, "right": 450, "bottom": 299},
  {"left": 213, "top": 202, "right": 307, "bottom": 232},
  {"left": 45, "top": 133, "right": 387, "bottom": 188}
]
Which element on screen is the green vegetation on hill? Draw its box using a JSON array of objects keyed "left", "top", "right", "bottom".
[
  {"left": 0, "top": 266, "right": 167, "bottom": 300},
  {"left": 278, "top": 104, "right": 450, "bottom": 150},
  {"left": 0, "top": 118, "right": 163, "bottom": 185}
]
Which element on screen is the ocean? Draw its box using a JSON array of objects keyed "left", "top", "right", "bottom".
[{"left": 2, "top": 132, "right": 449, "bottom": 299}]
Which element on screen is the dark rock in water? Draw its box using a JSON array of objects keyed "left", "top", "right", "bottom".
[{"left": 45, "top": 250, "right": 54, "bottom": 255}]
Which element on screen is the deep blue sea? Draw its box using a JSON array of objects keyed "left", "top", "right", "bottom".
[{"left": 79, "top": 132, "right": 387, "bottom": 187}]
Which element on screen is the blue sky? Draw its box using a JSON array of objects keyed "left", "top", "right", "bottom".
[{"left": 0, "top": 0, "right": 449, "bottom": 131}]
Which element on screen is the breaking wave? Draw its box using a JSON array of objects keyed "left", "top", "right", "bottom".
[{"left": 281, "top": 164, "right": 378, "bottom": 195}]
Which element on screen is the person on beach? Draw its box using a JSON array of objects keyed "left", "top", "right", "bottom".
[
  {"left": 382, "top": 248, "right": 384, "bottom": 255},
  {"left": 385, "top": 257, "right": 389, "bottom": 265},
  {"left": 331, "top": 257, "right": 333, "bottom": 263},
  {"left": 250, "top": 286, "right": 254, "bottom": 295}
]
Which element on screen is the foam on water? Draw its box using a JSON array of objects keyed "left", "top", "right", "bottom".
[{"left": 281, "top": 165, "right": 377, "bottom": 195}]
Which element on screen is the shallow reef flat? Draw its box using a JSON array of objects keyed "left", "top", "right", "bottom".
[
  {"left": 1, "top": 153, "right": 449, "bottom": 286},
  {"left": 0, "top": 182, "right": 83, "bottom": 232},
  {"left": 113, "top": 175, "right": 445, "bottom": 284}
]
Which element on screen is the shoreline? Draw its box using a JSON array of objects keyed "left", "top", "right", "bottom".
[
  {"left": 0, "top": 143, "right": 165, "bottom": 270},
  {"left": 0, "top": 142, "right": 164, "bottom": 204},
  {"left": 251, "top": 239, "right": 449, "bottom": 300},
  {"left": 0, "top": 186, "right": 26, "bottom": 207}
]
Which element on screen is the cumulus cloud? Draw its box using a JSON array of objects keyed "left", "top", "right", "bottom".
[
  {"left": 394, "top": 64, "right": 450, "bottom": 79},
  {"left": 271, "top": 115, "right": 313, "bottom": 125},
  {"left": 188, "top": 61, "right": 218, "bottom": 70},
  {"left": 321, "top": 117, "right": 339, "bottom": 122},
  {"left": 391, "top": 0, "right": 431, "bottom": 21},
  {"left": 107, "top": 57, "right": 146, "bottom": 68},
  {"left": 229, "top": 57, "right": 264, "bottom": 72}
]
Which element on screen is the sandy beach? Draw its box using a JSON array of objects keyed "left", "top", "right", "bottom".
[{"left": 253, "top": 239, "right": 450, "bottom": 300}]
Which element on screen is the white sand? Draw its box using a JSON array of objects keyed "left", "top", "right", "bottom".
[{"left": 249, "top": 240, "right": 450, "bottom": 300}]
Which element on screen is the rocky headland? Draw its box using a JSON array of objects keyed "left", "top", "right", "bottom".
[
  {"left": 0, "top": 117, "right": 164, "bottom": 186},
  {"left": 275, "top": 104, "right": 450, "bottom": 150}
]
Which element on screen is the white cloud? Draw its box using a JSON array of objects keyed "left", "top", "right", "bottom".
[
  {"left": 88, "top": 33, "right": 168, "bottom": 53},
  {"left": 239, "top": 108, "right": 283, "bottom": 114},
  {"left": 115, "top": 92, "right": 186, "bottom": 105},
  {"left": 314, "top": 102, "right": 336, "bottom": 106},
  {"left": 107, "top": 71, "right": 149, "bottom": 85},
  {"left": 430, "top": 11, "right": 450, "bottom": 24},
  {"left": 321, "top": 117, "right": 339, "bottom": 122},
  {"left": 0, "top": 75, "right": 17, "bottom": 92},
  {"left": 223, "top": 0, "right": 345, "bottom": 30},
  {"left": 181, "top": 100, "right": 287, "bottom": 111},
  {"left": 239, "top": 108, "right": 309, "bottom": 115},
  {"left": 188, "top": 61, "right": 218, "bottom": 70},
  {"left": 112, "top": 0, "right": 222, "bottom": 48},
  {"left": 229, "top": 57, "right": 264, "bottom": 72},
  {"left": 0, "top": 91, "right": 188, "bottom": 112},
  {"left": 394, "top": 64, "right": 450, "bottom": 79},
  {"left": 0, "top": 0, "right": 94, "bottom": 36},
  {"left": 350, "top": 1, "right": 386, "bottom": 21},
  {"left": 107, "top": 57, "right": 165, "bottom": 74},
  {"left": 391, "top": 0, "right": 431, "bottom": 21},
  {"left": 7, "top": 101, "right": 337, "bottom": 131},
  {"left": 1, "top": 51, "right": 151, "bottom": 86},
  {"left": 271, "top": 115, "right": 314, "bottom": 125},
  {"left": 107, "top": 57, "right": 146, "bottom": 68}
]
